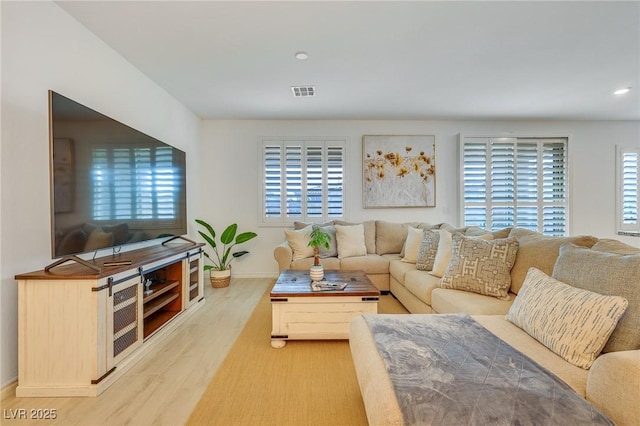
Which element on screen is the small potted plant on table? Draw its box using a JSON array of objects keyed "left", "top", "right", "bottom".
[
  {"left": 307, "top": 226, "right": 332, "bottom": 282},
  {"left": 195, "top": 219, "right": 258, "bottom": 288}
]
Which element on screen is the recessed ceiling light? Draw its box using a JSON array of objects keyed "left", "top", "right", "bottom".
[
  {"left": 295, "top": 51, "right": 309, "bottom": 61},
  {"left": 614, "top": 87, "right": 631, "bottom": 95}
]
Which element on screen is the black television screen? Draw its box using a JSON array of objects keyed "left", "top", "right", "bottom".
[{"left": 49, "top": 91, "right": 187, "bottom": 258}]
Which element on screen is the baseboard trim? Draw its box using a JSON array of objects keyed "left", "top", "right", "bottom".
[{"left": 1, "top": 380, "right": 17, "bottom": 400}]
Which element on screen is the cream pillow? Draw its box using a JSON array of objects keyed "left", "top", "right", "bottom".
[
  {"left": 506, "top": 268, "right": 628, "bottom": 369},
  {"left": 441, "top": 234, "right": 519, "bottom": 300},
  {"left": 401, "top": 227, "right": 425, "bottom": 264},
  {"left": 284, "top": 226, "right": 314, "bottom": 260},
  {"left": 429, "top": 229, "right": 453, "bottom": 277},
  {"left": 335, "top": 224, "right": 367, "bottom": 259}
]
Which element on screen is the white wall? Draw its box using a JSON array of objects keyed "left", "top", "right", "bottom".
[
  {"left": 200, "top": 119, "right": 640, "bottom": 278},
  {"left": 0, "top": 2, "right": 201, "bottom": 387}
]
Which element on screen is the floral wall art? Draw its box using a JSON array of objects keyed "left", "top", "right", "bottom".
[{"left": 363, "top": 135, "right": 436, "bottom": 208}]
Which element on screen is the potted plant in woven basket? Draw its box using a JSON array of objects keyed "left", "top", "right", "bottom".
[
  {"left": 195, "top": 219, "right": 258, "bottom": 288},
  {"left": 307, "top": 226, "right": 332, "bottom": 282}
]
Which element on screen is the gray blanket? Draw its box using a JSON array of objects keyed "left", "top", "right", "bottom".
[{"left": 362, "top": 313, "right": 613, "bottom": 425}]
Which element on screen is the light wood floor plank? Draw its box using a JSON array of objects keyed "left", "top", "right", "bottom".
[{"left": 1, "top": 277, "right": 273, "bottom": 426}]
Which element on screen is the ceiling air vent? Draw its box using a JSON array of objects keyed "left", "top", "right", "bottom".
[{"left": 291, "top": 86, "right": 316, "bottom": 97}]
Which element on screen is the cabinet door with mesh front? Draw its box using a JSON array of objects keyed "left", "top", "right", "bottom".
[{"left": 107, "top": 275, "right": 143, "bottom": 369}]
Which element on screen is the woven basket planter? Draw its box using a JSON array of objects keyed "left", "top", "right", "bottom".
[{"left": 210, "top": 269, "right": 231, "bottom": 288}]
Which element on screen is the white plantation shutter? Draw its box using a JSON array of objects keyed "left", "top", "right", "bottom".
[
  {"left": 261, "top": 138, "right": 345, "bottom": 224},
  {"left": 616, "top": 146, "right": 640, "bottom": 234},
  {"left": 462, "top": 137, "right": 568, "bottom": 235},
  {"left": 91, "top": 146, "right": 179, "bottom": 222}
]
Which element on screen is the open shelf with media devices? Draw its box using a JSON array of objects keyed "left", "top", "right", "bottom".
[{"left": 15, "top": 242, "right": 204, "bottom": 397}]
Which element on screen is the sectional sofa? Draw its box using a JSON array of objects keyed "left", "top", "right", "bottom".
[{"left": 273, "top": 220, "right": 640, "bottom": 425}]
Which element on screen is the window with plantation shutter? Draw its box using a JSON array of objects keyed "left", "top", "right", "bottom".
[
  {"left": 91, "top": 146, "right": 180, "bottom": 223},
  {"left": 616, "top": 145, "right": 640, "bottom": 235},
  {"left": 461, "top": 137, "right": 568, "bottom": 236},
  {"left": 261, "top": 138, "right": 345, "bottom": 225}
]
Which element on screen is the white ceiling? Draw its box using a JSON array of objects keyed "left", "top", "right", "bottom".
[{"left": 56, "top": 1, "right": 640, "bottom": 121}]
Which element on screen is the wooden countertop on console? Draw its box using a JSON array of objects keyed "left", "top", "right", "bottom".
[{"left": 15, "top": 242, "right": 204, "bottom": 280}]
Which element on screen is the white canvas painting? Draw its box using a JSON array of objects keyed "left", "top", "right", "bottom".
[{"left": 363, "top": 135, "right": 436, "bottom": 208}]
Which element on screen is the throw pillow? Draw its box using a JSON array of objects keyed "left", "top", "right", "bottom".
[
  {"left": 429, "top": 230, "right": 493, "bottom": 278},
  {"left": 506, "top": 267, "right": 628, "bottom": 369},
  {"left": 335, "top": 224, "right": 367, "bottom": 259},
  {"left": 508, "top": 228, "right": 598, "bottom": 294},
  {"left": 553, "top": 243, "right": 640, "bottom": 353},
  {"left": 428, "top": 229, "right": 454, "bottom": 278},
  {"left": 416, "top": 229, "right": 440, "bottom": 271},
  {"left": 84, "top": 227, "right": 115, "bottom": 252},
  {"left": 441, "top": 234, "right": 519, "bottom": 300},
  {"left": 401, "top": 227, "right": 425, "bottom": 264},
  {"left": 334, "top": 220, "right": 377, "bottom": 254},
  {"left": 284, "top": 226, "right": 314, "bottom": 260}
]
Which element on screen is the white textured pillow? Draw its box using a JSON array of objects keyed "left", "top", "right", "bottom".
[
  {"left": 506, "top": 267, "right": 628, "bottom": 369},
  {"left": 429, "top": 229, "right": 453, "bottom": 277},
  {"left": 284, "top": 226, "right": 314, "bottom": 260},
  {"left": 401, "top": 227, "right": 425, "bottom": 264},
  {"left": 335, "top": 224, "right": 367, "bottom": 259}
]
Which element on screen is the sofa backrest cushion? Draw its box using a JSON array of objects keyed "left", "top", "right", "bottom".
[
  {"left": 508, "top": 228, "right": 598, "bottom": 294},
  {"left": 553, "top": 243, "right": 640, "bottom": 353},
  {"left": 375, "top": 221, "right": 411, "bottom": 255},
  {"left": 507, "top": 267, "right": 628, "bottom": 369}
]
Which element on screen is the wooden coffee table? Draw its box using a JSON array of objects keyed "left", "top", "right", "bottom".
[{"left": 270, "top": 269, "right": 380, "bottom": 348}]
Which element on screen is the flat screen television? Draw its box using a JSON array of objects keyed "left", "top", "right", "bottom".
[{"left": 49, "top": 91, "right": 187, "bottom": 258}]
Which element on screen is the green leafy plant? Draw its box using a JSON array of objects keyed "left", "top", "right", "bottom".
[
  {"left": 308, "top": 227, "right": 332, "bottom": 266},
  {"left": 195, "top": 219, "right": 258, "bottom": 271}
]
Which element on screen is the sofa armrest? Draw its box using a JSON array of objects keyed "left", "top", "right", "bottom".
[
  {"left": 586, "top": 350, "right": 640, "bottom": 426},
  {"left": 274, "top": 241, "right": 293, "bottom": 272}
]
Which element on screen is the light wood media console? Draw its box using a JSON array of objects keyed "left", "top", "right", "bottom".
[{"left": 14, "top": 242, "right": 205, "bottom": 397}]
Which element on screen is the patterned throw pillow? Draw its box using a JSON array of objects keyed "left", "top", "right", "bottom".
[
  {"left": 441, "top": 234, "right": 519, "bottom": 300},
  {"left": 416, "top": 229, "right": 439, "bottom": 271},
  {"left": 506, "top": 268, "right": 628, "bottom": 369}
]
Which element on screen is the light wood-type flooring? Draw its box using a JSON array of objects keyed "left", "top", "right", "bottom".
[{"left": 1, "top": 277, "right": 274, "bottom": 426}]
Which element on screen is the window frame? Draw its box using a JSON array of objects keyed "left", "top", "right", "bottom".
[
  {"left": 616, "top": 145, "right": 640, "bottom": 236},
  {"left": 459, "top": 135, "right": 570, "bottom": 236},
  {"left": 259, "top": 137, "right": 347, "bottom": 226}
]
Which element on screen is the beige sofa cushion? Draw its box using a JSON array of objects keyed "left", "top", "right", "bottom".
[
  {"left": 508, "top": 228, "right": 598, "bottom": 294},
  {"left": 429, "top": 229, "right": 454, "bottom": 277},
  {"left": 553, "top": 243, "right": 640, "bottom": 353},
  {"left": 432, "top": 288, "right": 514, "bottom": 315},
  {"left": 290, "top": 256, "right": 341, "bottom": 270},
  {"left": 403, "top": 270, "right": 441, "bottom": 305},
  {"left": 340, "top": 254, "right": 390, "bottom": 274},
  {"left": 375, "top": 221, "right": 411, "bottom": 255},
  {"left": 507, "top": 268, "right": 628, "bottom": 369},
  {"left": 441, "top": 234, "right": 519, "bottom": 300}
]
